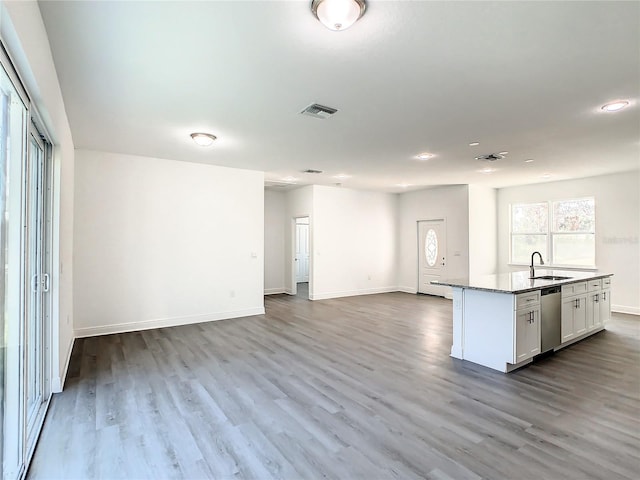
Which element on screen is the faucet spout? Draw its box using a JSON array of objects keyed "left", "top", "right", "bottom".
[{"left": 530, "top": 251, "right": 544, "bottom": 278}]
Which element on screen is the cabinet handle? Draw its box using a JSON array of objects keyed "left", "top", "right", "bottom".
[
  {"left": 595, "top": 294, "right": 599, "bottom": 303},
  {"left": 602, "top": 292, "right": 606, "bottom": 301},
  {"left": 575, "top": 299, "right": 578, "bottom": 309}
]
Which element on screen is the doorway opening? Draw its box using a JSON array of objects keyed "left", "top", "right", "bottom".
[
  {"left": 417, "top": 219, "right": 448, "bottom": 297},
  {"left": 292, "top": 216, "right": 310, "bottom": 299}
]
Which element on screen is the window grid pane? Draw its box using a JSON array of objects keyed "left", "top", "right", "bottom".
[
  {"left": 511, "top": 234, "right": 548, "bottom": 264},
  {"left": 512, "top": 203, "right": 548, "bottom": 233},
  {"left": 552, "top": 198, "right": 595, "bottom": 233}
]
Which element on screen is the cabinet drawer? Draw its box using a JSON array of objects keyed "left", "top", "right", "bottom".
[
  {"left": 587, "top": 279, "right": 602, "bottom": 292},
  {"left": 516, "top": 291, "right": 540, "bottom": 309},
  {"left": 562, "top": 281, "right": 587, "bottom": 296},
  {"left": 602, "top": 276, "right": 612, "bottom": 288}
]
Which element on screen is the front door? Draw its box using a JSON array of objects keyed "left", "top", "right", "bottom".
[{"left": 418, "top": 219, "right": 447, "bottom": 296}]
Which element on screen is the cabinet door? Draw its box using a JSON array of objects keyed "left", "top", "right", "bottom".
[
  {"left": 574, "top": 295, "right": 587, "bottom": 336},
  {"left": 515, "top": 308, "right": 540, "bottom": 363},
  {"left": 586, "top": 292, "right": 599, "bottom": 331},
  {"left": 561, "top": 297, "right": 576, "bottom": 342},
  {"left": 599, "top": 289, "right": 611, "bottom": 326}
]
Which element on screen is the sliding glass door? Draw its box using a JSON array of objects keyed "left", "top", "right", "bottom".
[
  {"left": 1, "top": 45, "right": 52, "bottom": 480},
  {"left": 24, "top": 128, "right": 49, "bottom": 458}
]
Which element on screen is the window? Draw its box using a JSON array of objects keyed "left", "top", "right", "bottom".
[{"left": 510, "top": 198, "right": 595, "bottom": 266}]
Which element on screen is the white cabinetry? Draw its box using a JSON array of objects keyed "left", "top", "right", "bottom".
[
  {"left": 561, "top": 281, "right": 587, "bottom": 343},
  {"left": 600, "top": 277, "right": 612, "bottom": 326},
  {"left": 586, "top": 279, "right": 601, "bottom": 331},
  {"left": 561, "top": 276, "right": 611, "bottom": 345},
  {"left": 515, "top": 291, "right": 541, "bottom": 363}
]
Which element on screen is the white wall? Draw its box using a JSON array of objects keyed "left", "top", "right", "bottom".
[
  {"left": 497, "top": 171, "right": 640, "bottom": 314},
  {"left": 2, "top": 0, "right": 75, "bottom": 392},
  {"left": 398, "top": 185, "right": 470, "bottom": 296},
  {"left": 73, "top": 150, "right": 265, "bottom": 336},
  {"left": 284, "top": 185, "right": 314, "bottom": 294},
  {"left": 468, "top": 185, "right": 498, "bottom": 277},
  {"left": 264, "top": 189, "right": 286, "bottom": 294},
  {"left": 311, "top": 186, "right": 397, "bottom": 300}
]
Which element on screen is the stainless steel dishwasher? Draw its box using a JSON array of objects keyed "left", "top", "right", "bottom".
[{"left": 540, "top": 286, "right": 562, "bottom": 353}]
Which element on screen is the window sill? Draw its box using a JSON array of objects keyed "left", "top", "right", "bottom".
[{"left": 508, "top": 263, "right": 598, "bottom": 271}]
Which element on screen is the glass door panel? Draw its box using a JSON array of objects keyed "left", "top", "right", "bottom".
[{"left": 25, "top": 132, "right": 46, "bottom": 443}]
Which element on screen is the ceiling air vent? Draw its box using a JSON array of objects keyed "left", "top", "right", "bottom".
[
  {"left": 475, "top": 153, "right": 505, "bottom": 161},
  {"left": 303, "top": 169, "right": 324, "bottom": 174},
  {"left": 300, "top": 103, "right": 338, "bottom": 119}
]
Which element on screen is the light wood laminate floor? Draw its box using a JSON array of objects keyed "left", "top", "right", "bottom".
[{"left": 29, "top": 292, "right": 640, "bottom": 479}]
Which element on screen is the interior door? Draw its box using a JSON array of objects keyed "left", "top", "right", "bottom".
[
  {"left": 295, "top": 222, "right": 309, "bottom": 282},
  {"left": 418, "top": 219, "right": 447, "bottom": 296}
]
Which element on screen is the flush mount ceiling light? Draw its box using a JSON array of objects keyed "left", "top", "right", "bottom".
[
  {"left": 469, "top": 142, "right": 480, "bottom": 146},
  {"left": 498, "top": 151, "right": 509, "bottom": 155},
  {"left": 311, "top": 0, "right": 366, "bottom": 31},
  {"left": 190, "top": 132, "right": 217, "bottom": 147},
  {"left": 525, "top": 159, "right": 534, "bottom": 163},
  {"left": 601, "top": 100, "right": 630, "bottom": 112},
  {"left": 416, "top": 152, "right": 434, "bottom": 160}
]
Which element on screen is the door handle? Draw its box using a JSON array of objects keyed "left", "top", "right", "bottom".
[
  {"left": 31, "top": 274, "right": 39, "bottom": 293},
  {"left": 43, "top": 273, "right": 50, "bottom": 292}
]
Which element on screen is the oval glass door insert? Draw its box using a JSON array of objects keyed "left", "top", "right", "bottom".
[{"left": 425, "top": 228, "right": 438, "bottom": 267}]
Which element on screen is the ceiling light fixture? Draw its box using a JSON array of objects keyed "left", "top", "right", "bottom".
[
  {"left": 416, "top": 152, "right": 434, "bottom": 160},
  {"left": 498, "top": 151, "right": 509, "bottom": 155},
  {"left": 311, "top": 0, "right": 366, "bottom": 31},
  {"left": 601, "top": 100, "right": 629, "bottom": 112},
  {"left": 525, "top": 159, "right": 534, "bottom": 163},
  {"left": 334, "top": 173, "right": 351, "bottom": 179},
  {"left": 396, "top": 183, "right": 411, "bottom": 188},
  {"left": 190, "top": 132, "right": 217, "bottom": 147},
  {"left": 469, "top": 142, "right": 480, "bottom": 146},
  {"left": 282, "top": 176, "right": 299, "bottom": 183},
  {"left": 479, "top": 167, "right": 495, "bottom": 174}
]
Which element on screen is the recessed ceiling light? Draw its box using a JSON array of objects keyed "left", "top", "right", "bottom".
[
  {"left": 334, "top": 173, "right": 351, "bottom": 179},
  {"left": 282, "top": 176, "right": 298, "bottom": 183},
  {"left": 190, "top": 132, "right": 217, "bottom": 147},
  {"left": 416, "top": 152, "right": 434, "bottom": 160},
  {"left": 601, "top": 100, "right": 630, "bottom": 112},
  {"left": 525, "top": 159, "right": 534, "bottom": 163},
  {"left": 469, "top": 142, "right": 480, "bottom": 146},
  {"left": 498, "top": 151, "right": 509, "bottom": 155},
  {"left": 396, "top": 183, "right": 411, "bottom": 188},
  {"left": 478, "top": 167, "right": 495, "bottom": 174},
  {"left": 541, "top": 173, "right": 552, "bottom": 179}
]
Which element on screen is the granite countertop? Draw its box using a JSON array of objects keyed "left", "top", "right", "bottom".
[{"left": 432, "top": 269, "right": 613, "bottom": 294}]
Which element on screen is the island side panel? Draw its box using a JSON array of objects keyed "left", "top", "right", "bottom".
[
  {"left": 451, "top": 287, "right": 464, "bottom": 359},
  {"left": 462, "top": 289, "right": 515, "bottom": 372}
]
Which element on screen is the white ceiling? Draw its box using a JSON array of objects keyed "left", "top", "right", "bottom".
[{"left": 38, "top": 0, "right": 640, "bottom": 193}]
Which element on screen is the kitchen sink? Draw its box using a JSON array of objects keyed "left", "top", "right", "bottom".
[{"left": 531, "top": 275, "right": 572, "bottom": 281}]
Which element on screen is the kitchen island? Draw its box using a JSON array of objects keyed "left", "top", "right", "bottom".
[{"left": 432, "top": 269, "right": 613, "bottom": 372}]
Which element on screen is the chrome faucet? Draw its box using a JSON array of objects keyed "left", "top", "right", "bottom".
[{"left": 530, "top": 251, "right": 544, "bottom": 278}]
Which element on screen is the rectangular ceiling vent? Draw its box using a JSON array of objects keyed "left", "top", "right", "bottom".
[
  {"left": 300, "top": 103, "right": 338, "bottom": 119},
  {"left": 303, "top": 169, "right": 323, "bottom": 174}
]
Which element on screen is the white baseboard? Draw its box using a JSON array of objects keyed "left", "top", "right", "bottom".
[
  {"left": 310, "top": 286, "right": 398, "bottom": 301},
  {"left": 397, "top": 286, "right": 418, "bottom": 294},
  {"left": 264, "top": 288, "right": 286, "bottom": 295},
  {"left": 74, "top": 307, "right": 266, "bottom": 338},
  {"left": 51, "top": 335, "right": 74, "bottom": 393},
  {"left": 612, "top": 304, "right": 640, "bottom": 316}
]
